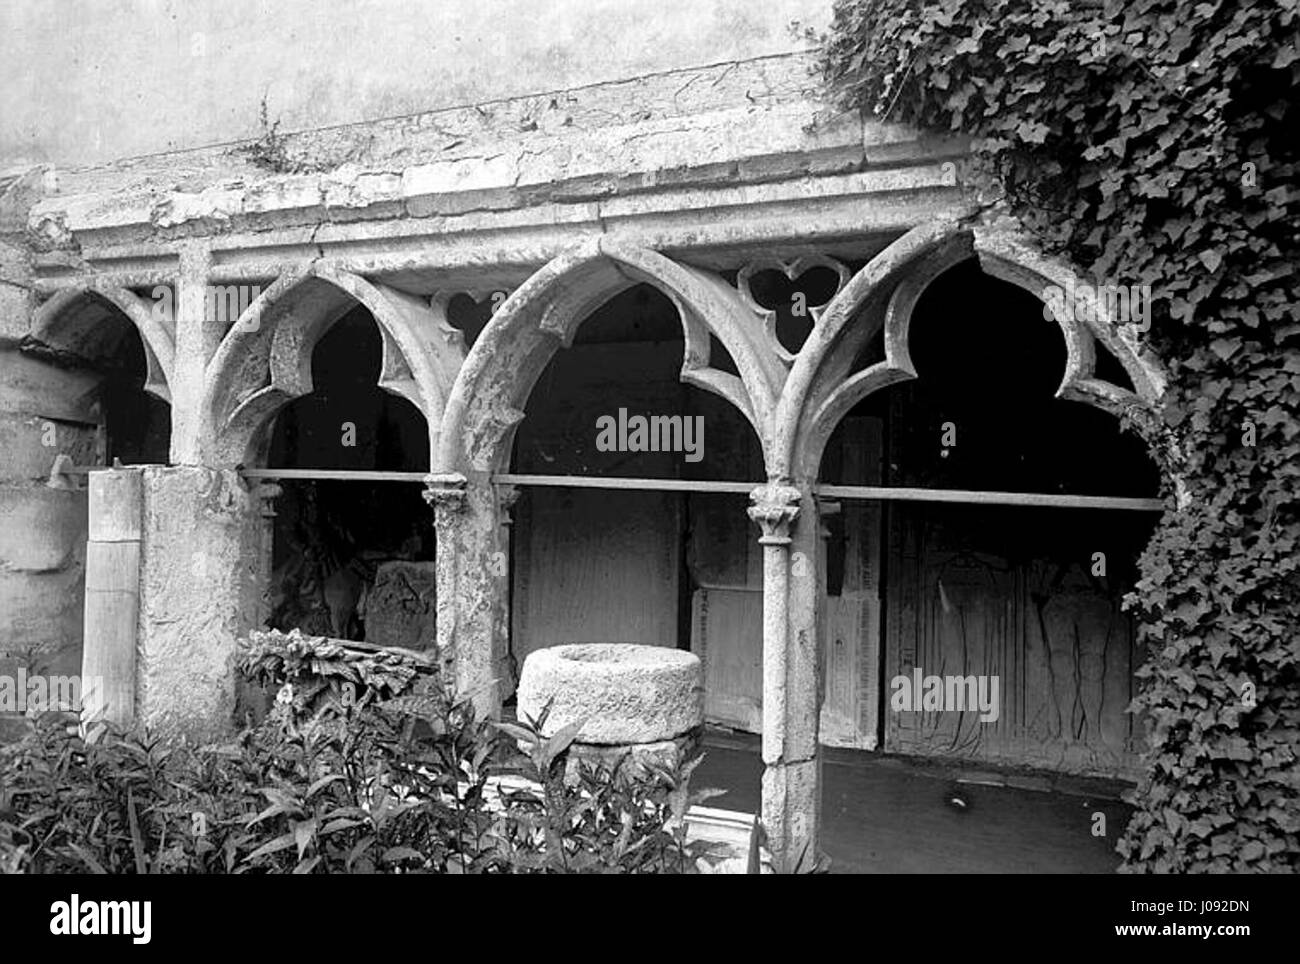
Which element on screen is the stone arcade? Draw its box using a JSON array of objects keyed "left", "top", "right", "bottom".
[{"left": 0, "top": 51, "right": 1169, "bottom": 872}]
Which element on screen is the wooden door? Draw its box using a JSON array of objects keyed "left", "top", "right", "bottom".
[
  {"left": 884, "top": 503, "right": 1145, "bottom": 777},
  {"left": 819, "top": 416, "right": 883, "bottom": 749},
  {"left": 691, "top": 586, "right": 763, "bottom": 732},
  {"left": 878, "top": 369, "right": 1154, "bottom": 779},
  {"left": 512, "top": 488, "right": 681, "bottom": 663}
]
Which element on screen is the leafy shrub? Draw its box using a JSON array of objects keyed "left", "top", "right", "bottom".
[
  {"left": 816, "top": 0, "right": 1299, "bottom": 871},
  {"left": 0, "top": 631, "right": 711, "bottom": 874}
]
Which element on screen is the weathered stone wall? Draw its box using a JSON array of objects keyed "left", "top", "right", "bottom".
[
  {"left": 0, "top": 171, "right": 38, "bottom": 341},
  {"left": 0, "top": 173, "right": 100, "bottom": 738},
  {"left": 0, "top": 412, "right": 91, "bottom": 671}
]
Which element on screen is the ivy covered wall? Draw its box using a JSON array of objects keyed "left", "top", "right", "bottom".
[{"left": 815, "top": 0, "right": 1298, "bottom": 872}]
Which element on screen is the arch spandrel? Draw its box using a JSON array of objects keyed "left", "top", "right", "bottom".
[
  {"left": 794, "top": 234, "right": 975, "bottom": 479},
  {"left": 773, "top": 221, "right": 968, "bottom": 479},
  {"left": 31, "top": 284, "right": 176, "bottom": 404},
  {"left": 435, "top": 237, "right": 784, "bottom": 477},
  {"left": 202, "top": 264, "right": 464, "bottom": 466}
]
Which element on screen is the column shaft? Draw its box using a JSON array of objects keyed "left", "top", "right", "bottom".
[{"left": 749, "top": 481, "right": 825, "bottom": 872}]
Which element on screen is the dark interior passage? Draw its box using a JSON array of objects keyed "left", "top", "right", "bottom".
[
  {"left": 37, "top": 299, "right": 173, "bottom": 466},
  {"left": 503, "top": 259, "right": 1159, "bottom": 781},
  {"left": 867, "top": 260, "right": 1159, "bottom": 777},
  {"left": 99, "top": 320, "right": 171, "bottom": 465},
  {"left": 266, "top": 307, "right": 433, "bottom": 644}
]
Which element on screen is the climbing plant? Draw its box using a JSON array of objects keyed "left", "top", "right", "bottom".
[{"left": 815, "top": 0, "right": 1299, "bottom": 871}]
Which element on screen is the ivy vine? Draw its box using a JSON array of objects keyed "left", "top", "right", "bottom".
[{"left": 816, "top": 0, "right": 1299, "bottom": 871}]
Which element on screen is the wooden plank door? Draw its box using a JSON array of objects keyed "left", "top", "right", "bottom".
[
  {"left": 883, "top": 503, "right": 1144, "bottom": 777},
  {"left": 820, "top": 416, "right": 883, "bottom": 749},
  {"left": 512, "top": 487, "right": 681, "bottom": 664},
  {"left": 691, "top": 586, "right": 763, "bottom": 732}
]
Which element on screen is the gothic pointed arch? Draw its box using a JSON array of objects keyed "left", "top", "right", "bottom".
[
  {"left": 775, "top": 220, "right": 1168, "bottom": 480},
  {"left": 202, "top": 264, "right": 464, "bottom": 466},
  {"left": 435, "top": 237, "right": 783, "bottom": 476},
  {"left": 30, "top": 284, "right": 175, "bottom": 404}
]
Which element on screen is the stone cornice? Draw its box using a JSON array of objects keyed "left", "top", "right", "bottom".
[
  {"left": 29, "top": 164, "right": 970, "bottom": 293},
  {"left": 20, "top": 53, "right": 970, "bottom": 292}
]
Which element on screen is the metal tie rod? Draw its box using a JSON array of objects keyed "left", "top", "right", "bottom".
[
  {"left": 493, "top": 473, "right": 1164, "bottom": 511},
  {"left": 61, "top": 465, "right": 1164, "bottom": 511}
]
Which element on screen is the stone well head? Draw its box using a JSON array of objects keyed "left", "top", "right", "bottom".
[{"left": 516, "top": 643, "right": 703, "bottom": 746}]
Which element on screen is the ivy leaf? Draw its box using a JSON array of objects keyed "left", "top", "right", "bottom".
[
  {"left": 1016, "top": 120, "right": 1050, "bottom": 144},
  {"left": 1209, "top": 339, "right": 1239, "bottom": 361},
  {"left": 1198, "top": 249, "right": 1223, "bottom": 273}
]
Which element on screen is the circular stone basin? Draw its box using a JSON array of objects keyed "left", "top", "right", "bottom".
[{"left": 516, "top": 643, "right": 703, "bottom": 745}]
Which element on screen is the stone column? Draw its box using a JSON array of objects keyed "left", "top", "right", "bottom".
[
  {"left": 134, "top": 466, "right": 261, "bottom": 741},
  {"left": 749, "top": 480, "right": 824, "bottom": 873},
  {"left": 81, "top": 469, "right": 143, "bottom": 727},
  {"left": 170, "top": 243, "right": 214, "bottom": 465},
  {"left": 424, "top": 471, "right": 510, "bottom": 718}
]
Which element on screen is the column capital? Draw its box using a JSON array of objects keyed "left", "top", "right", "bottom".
[
  {"left": 423, "top": 472, "right": 468, "bottom": 510},
  {"left": 748, "top": 482, "right": 803, "bottom": 545}
]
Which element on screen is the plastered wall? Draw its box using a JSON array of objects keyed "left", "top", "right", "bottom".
[{"left": 0, "top": 0, "right": 828, "bottom": 168}]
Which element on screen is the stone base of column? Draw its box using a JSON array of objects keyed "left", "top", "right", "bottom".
[
  {"left": 136, "top": 466, "right": 260, "bottom": 742},
  {"left": 762, "top": 755, "right": 825, "bottom": 873}
]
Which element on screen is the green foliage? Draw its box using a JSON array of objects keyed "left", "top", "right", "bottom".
[
  {"left": 238, "top": 97, "right": 318, "bottom": 175},
  {"left": 0, "top": 631, "right": 711, "bottom": 874},
  {"left": 493, "top": 709, "right": 709, "bottom": 873},
  {"left": 817, "top": 0, "right": 1299, "bottom": 871}
]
